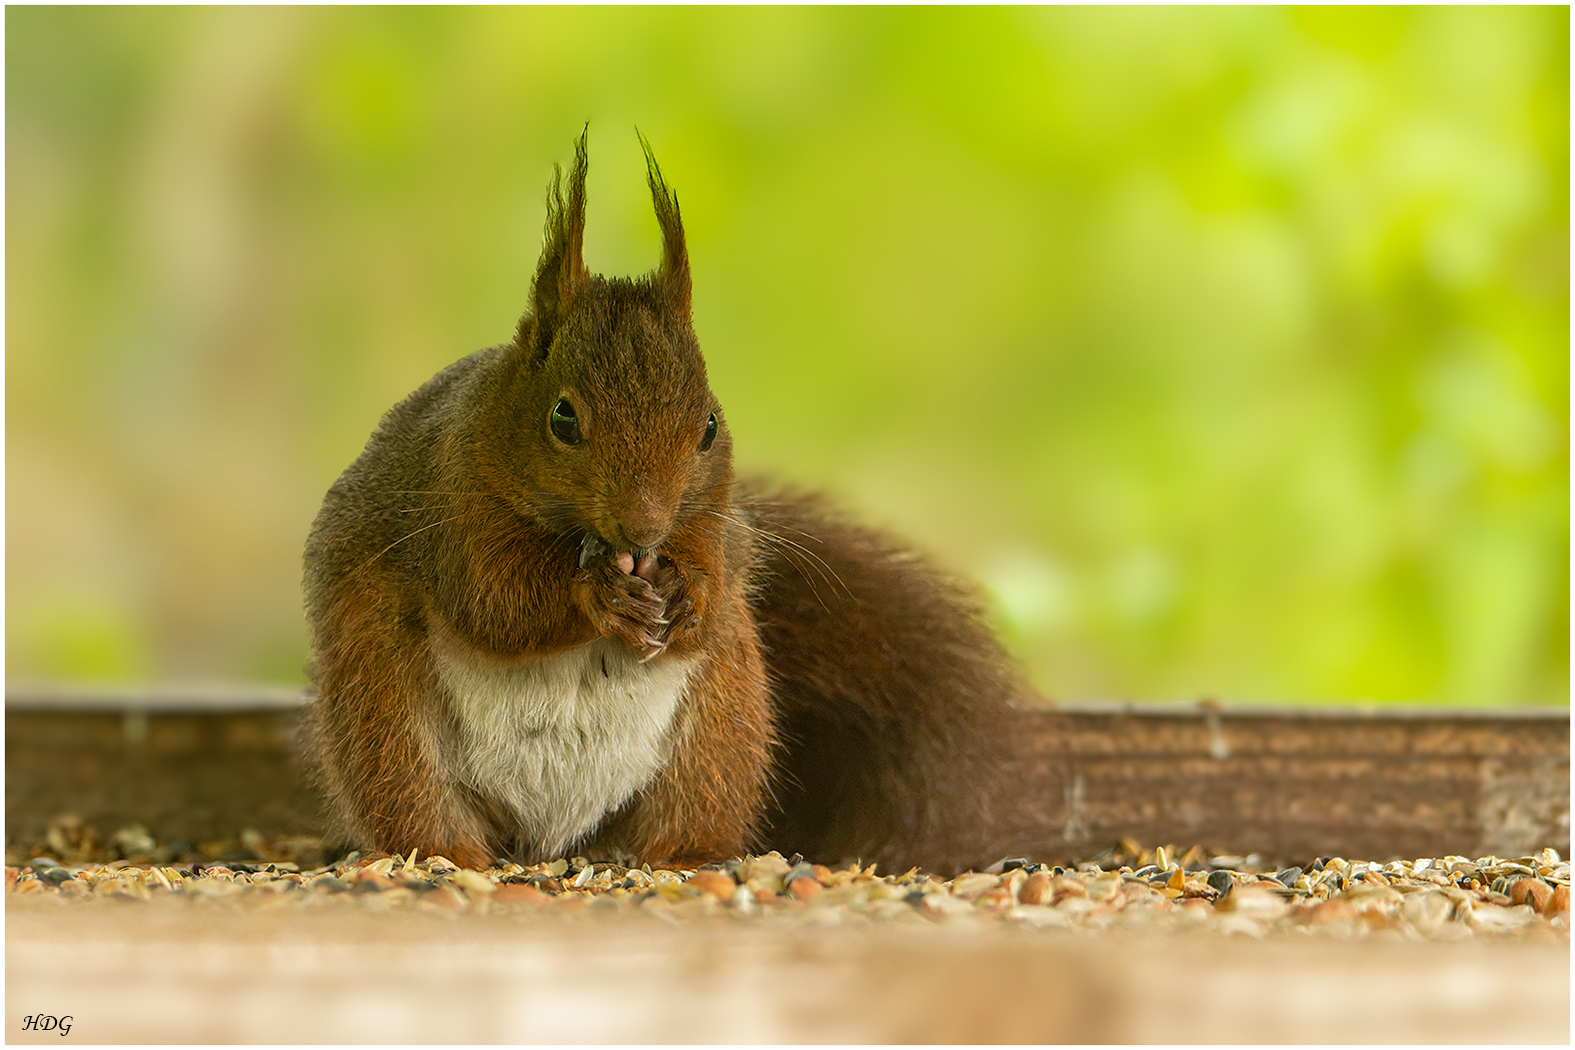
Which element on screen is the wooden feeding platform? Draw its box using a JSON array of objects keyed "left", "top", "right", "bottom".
[{"left": 5, "top": 688, "right": 1569, "bottom": 1044}]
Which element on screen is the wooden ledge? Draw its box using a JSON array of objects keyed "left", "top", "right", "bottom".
[{"left": 5, "top": 691, "right": 1568, "bottom": 864}]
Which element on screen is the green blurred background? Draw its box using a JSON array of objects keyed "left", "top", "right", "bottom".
[{"left": 6, "top": 7, "right": 1568, "bottom": 706}]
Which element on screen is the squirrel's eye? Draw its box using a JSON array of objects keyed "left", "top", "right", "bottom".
[
  {"left": 550, "top": 399, "right": 581, "bottom": 446},
  {"left": 699, "top": 412, "right": 718, "bottom": 452}
]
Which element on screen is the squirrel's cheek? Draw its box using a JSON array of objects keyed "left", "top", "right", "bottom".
[
  {"left": 633, "top": 552, "right": 660, "bottom": 581},
  {"left": 613, "top": 551, "right": 636, "bottom": 575}
]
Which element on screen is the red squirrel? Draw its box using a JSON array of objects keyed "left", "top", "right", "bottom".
[{"left": 304, "top": 130, "right": 1025, "bottom": 875}]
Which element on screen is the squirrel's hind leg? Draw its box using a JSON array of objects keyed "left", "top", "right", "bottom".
[{"left": 307, "top": 582, "right": 493, "bottom": 869}]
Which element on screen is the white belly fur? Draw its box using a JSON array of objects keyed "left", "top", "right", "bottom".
[{"left": 432, "top": 636, "right": 697, "bottom": 857}]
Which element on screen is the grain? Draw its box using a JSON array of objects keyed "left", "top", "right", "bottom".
[{"left": 5, "top": 829, "right": 1569, "bottom": 942}]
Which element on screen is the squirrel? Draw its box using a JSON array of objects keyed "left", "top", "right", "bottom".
[{"left": 303, "top": 129, "right": 1027, "bottom": 876}]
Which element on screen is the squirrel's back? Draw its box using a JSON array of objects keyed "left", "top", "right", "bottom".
[{"left": 305, "top": 347, "right": 503, "bottom": 590}]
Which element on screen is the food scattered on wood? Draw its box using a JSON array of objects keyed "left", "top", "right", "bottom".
[{"left": 4, "top": 823, "right": 1568, "bottom": 942}]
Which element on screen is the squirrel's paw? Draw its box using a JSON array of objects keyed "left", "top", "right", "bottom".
[
  {"left": 573, "top": 553, "right": 668, "bottom": 658},
  {"left": 650, "top": 557, "right": 701, "bottom": 650},
  {"left": 438, "top": 840, "right": 493, "bottom": 871}
]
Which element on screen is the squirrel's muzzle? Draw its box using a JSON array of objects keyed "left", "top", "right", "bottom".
[{"left": 610, "top": 492, "right": 674, "bottom": 552}]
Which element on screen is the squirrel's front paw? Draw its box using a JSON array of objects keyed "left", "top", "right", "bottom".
[
  {"left": 572, "top": 554, "right": 668, "bottom": 659},
  {"left": 650, "top": 557, "right": 701, "bottom": 650}
]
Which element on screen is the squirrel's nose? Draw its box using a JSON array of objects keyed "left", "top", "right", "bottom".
[{"left": 614, "top": 493, "right": 672, "bottom": 551}]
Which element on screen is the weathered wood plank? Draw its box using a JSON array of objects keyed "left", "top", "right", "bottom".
[
  {"left": 997, "top": 704, "right": 1569, "bottom": 862},
  {"left": 5, "top": 693, "right": 1568, "bottom": 863},
  {"left": 4, "top": 705, "right": 320, "bottom": 852}
]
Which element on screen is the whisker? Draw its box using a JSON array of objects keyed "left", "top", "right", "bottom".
[
  {"left": 358, "top": 514, "right": 467, "bottom": 572},
  {"left": 700, "top": 509, "right": 851, "bottom": 609},
  {"left": 382, "top": 491, "right": 492, "bottom": 502}
]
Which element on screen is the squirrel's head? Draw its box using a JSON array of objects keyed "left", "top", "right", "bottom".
[{"left": 483, "top": 128, "right": 730, "bottom": 558}]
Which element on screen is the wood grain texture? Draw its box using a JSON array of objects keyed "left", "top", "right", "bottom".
[
  {"left": 5, "top": 696, "right": 1568, "bottom": 865},
  {"left": 996, "top": 703, "right": 1570, "bottom": 863}
]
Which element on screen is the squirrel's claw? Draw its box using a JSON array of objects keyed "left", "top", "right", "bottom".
[
  {"left": 571, "top": 548, "right": 671, "bottom": 659},
  {"left": 649, "top": 557, "right": 699, "bottom": 650},
  {"left": 579, "top": 533, "right": 613, "bottom": 569}
]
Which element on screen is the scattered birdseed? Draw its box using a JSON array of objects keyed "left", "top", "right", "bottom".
[{"left": 4, "top": 825, "right": 1568, "bottom": 941}]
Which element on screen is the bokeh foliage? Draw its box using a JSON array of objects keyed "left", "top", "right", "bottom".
[{"left": 6, "top": 7, "right": 1567, "bottom": 704}]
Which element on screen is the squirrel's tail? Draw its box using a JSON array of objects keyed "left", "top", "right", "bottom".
[{"left": 741, "top": 483, "right": 1026, "bottom": 877}]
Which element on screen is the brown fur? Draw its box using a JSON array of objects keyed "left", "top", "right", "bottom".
[
  {"left": 303, "top": 129, "right": 1024, "bottom": 875},
  {"left": 745, "top": 489, "right": 1021, "bottom": 875}
]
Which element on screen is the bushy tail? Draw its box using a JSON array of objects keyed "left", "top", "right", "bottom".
[{"left": 742, "top": 484, "right": 1026, "bottom": 876}]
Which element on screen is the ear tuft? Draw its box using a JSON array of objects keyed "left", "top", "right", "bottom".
[
  {"left": 519, "top": 125, "right": 591, "bottom": 360},
  {"left": 639, "top": 130, "right": 691, "bottom": 322}
]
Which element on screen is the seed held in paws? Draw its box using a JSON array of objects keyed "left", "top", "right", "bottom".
[
  {"left": 613, "top": 551, "right": 635, "bottom": 575},
  {"left": 634, "top": 552, "right": 660, "bottom": 581}
]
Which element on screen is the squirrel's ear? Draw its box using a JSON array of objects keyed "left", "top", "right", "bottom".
[
  {"left": 639, "top": 132, "right": 691, "bottom": 322},
  {"left": 521, "top": 126, "right": 590, "bottom": 361}
]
